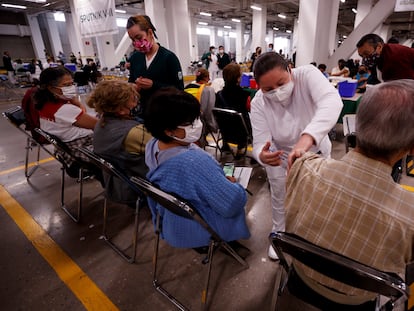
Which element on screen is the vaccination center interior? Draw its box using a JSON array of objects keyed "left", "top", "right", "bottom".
[{"left": 1, "top": 0, "right": 414, "bottom": 310}]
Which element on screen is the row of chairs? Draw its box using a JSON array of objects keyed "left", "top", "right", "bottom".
[{"left": 3, "top": 106, "right": 409, "bottom": 310}]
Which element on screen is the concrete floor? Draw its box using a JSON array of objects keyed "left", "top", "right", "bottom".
[{"left": 0, "top": 87, "right": 413, "bottom": 311}]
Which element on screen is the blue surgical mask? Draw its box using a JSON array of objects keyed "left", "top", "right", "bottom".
[{"left": 174, "top": 118, "right": 203, "bottom": 143}]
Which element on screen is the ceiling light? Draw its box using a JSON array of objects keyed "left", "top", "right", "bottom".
[
  {"left": 340, "top": 0, "right": 346, "bottom": 3},
  {"left": 1, "top": 3, "right": 27, "bottom": 9},
  {"left": 232, "top": 18, "right": 240, "bottom": 23},
  {"left": 198, "top": 22, "right": 208, "bottom": 26},
  {"left": 25, "top": 0, "right": 46, "bottom": 3},
  {"left": 286, "top": 29, "right": 292, "bottom": 33},
  {"left": 250, "top": 5, "right": 262, "bottom": 11},
  {"left": 200, "top": 12, "right": 211, "bottom": 17},
  {"left": 224, "top": 25, "right": 232, "bottom": 29},
  {"left": 343, "top": 35, "right": 347, "bottom": 38},
  {"left": 273, "top": 27, "right": 279, "bottom": 31},
  {"left": 115, "top": 9, "right": 126, "bottom": 14},
  {"left": 278, "top": 14, "right": 286, "bottom": 19},
  {"left": 352, "top": 8, "right": 357, "bottom": 14}
]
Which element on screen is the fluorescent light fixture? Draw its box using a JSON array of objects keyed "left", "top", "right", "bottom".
[
  {"left": 286, "top": 29, "right": 292, "bottom": 33},
  {"left": 278, "top": 13, "right": 286, "bottom": 19},
  {"left": 200, "top": 12, "right": 211, "bottom": 16},
  {"left": 115, "top": 9, "right": 126, "bottom": 14},
  {"left": 224, "top": 25, "right": 232, "bottom": 29},
  {"left": 340, "top": 0, "right": 345, "bottom": 2},
  {"left": 250, "top": 5, "right": 262, "bottom": 11},
  {"left": 273, "top": 27, "right": 279, "bottom": 31},
  {"left": 198, "top": 21, "right": 208, "bottom": 26},
  {"left": 338, "top": 40, "right": 343, "bottom": 43},
  {"left": 53, "top": 12, "right": 65, "bottom": 22},
  {"left": 343, "top": 35, "right": 347, "bottom": 38},
  {"left": 2, "top": 3, "right": 27, "bottom": 9},
  {"left": 25, "top": 0, "right": 46, "bottom": 3},
  {"left": 231, "top": 18, "right": 240, "bottom": 23},
  {"left": 352, "top": 8, "right": 357, "bottom": 13}
]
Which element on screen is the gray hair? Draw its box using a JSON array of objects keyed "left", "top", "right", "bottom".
[{"left": 356, "top": 79, "right": 414, "bottom": 159}]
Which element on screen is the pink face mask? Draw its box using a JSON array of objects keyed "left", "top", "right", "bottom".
[{"left": 133, "top": 38, "right": 153, "bottom": 53}]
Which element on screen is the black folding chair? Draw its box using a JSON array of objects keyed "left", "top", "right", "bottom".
[
  {"left": 2, "top": 106, "right": 54, "bottom": 178},
  {"left": 78, "top": 147, "right": 145, "bottom": 263},
  {"left": 212, "top": 107, "right": 252, "bottom": 160},
  {"left": 130, "top": 176, "right": 249, "bottom": 311},
  {"left": 34, "top": 128, "right": 95, "bottom": 223},
  {"left": 269, "top": 232, "right": 409, "bottom": 311}
]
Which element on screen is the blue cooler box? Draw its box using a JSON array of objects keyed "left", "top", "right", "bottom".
[
  {"left": 64, "top": 63, "right": 77, "bottom": 72},
  {"left": 338, "top": 80, "right": 358, "bottom": 97},
  {"left": 240, "top": 73, "right": 251, "bottom": 87}
]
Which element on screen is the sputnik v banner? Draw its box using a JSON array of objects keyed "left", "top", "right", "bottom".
[
  {"left": 74, "top": 0, "right": 118, "bottom": 38},
  {"left": 394, "top": 0, "right": 414, "bottom": 12}
]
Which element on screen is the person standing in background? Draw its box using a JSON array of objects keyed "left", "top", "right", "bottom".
[
  {"left": 3, "top": 51, "right": 15, "bottom": 84},
  {"left": 126, "top": 14, "right": 184, "bottom": 118},
  {"left": 217, "top": 46, "right": 231, "bottom": 78}
]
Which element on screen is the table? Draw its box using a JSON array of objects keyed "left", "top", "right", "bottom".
[{"left": 338, "top": 93, "right": 362, "bottom": 123}]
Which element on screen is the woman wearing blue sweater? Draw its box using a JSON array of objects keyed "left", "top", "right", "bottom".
[{"left": 144, "top": 87, "right": 250, "bottom": 248}]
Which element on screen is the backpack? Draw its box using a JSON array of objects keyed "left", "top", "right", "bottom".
[{"left": 184, "top": 83, "right": 205, "bottom": 103}]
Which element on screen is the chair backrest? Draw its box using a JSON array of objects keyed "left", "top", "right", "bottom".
[
  {"left": 212, "top": 107, "right": 251, "bottom": 145},
  {"left": 78, "top": 147, "right": 143, "bottom": 201},
  {"left": 130, "top": 176, "right": 222, "bottom": 241},
  {"left": 269, "top": 232, "right": 408, "bottom": 302}
]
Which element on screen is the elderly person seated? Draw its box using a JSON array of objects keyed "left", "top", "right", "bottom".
[
  {"left": 87, "top": 80, "right": 152, "bottom": 202},
  {"left": 34, "top": 66, "right": 98, "bottom": 176},
  {"left": 144, "top": 87, "right": 250, "bottom": 248},
  {"left": 285, "top": 79, "right": 414, "bottom": 307},
  {"left": 215, "top": 63, "right": 252, "bottom": 157},
  {"left": 184, "top": 68, "right": 218, "bottom": 147}
]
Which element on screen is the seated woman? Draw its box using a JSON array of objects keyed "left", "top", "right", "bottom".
[
  {"left": 34, "top": 66, "right": 98, "bottom": 177},
  {"left": 87, "top": 80, "right": 152, "bottom": 202},
  {"left": 215, "top": 63, "right": 252, "bottom": 157},
  {"left": 144, "top": 87, "right": 250, "bottom": 248}
]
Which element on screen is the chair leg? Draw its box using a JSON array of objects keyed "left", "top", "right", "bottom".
[
  {"left": 24, "top": 137, "right": 41, "bottom": 178},
  {"left": 102, "top": 196, "right": 141, "bottom": 263},
  {"left": 60, "top": 167, "right": 83, "bottom": 223},
  {"left": 201, "top": 240, "right": 216, "bottom": 311},
  {"left": 220, "top": 241, "right": 249, "bottom": 268},
  {"left": 152, "top": 213, "right": 189, "bottom": 311}
]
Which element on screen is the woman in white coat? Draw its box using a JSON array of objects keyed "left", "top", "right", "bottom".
[{"left": 250, "top": 52, "right": 343, "bottom": 260}]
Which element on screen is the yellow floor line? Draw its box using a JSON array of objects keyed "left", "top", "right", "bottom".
[
  {"left": 402, "top": 184, "right": 414, "bottom": 192},
  {"left": 0, "top": 157, "right": 55, "bottom": 176},
  {"left": 0, "top": 185, "right": 119, "bottom": 311}
]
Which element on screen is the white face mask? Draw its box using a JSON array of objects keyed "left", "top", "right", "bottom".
[
  {"left": 60, "top": 85, "right": 77, "bottom": 99},
  {"left": 174, "top": 118, "right": 203, "bottom": 143},
  {"left": 263, "top": 80, "right": 294, "bottom": 105}
]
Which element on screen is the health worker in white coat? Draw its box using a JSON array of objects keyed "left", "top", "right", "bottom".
[{"left": 250, "top": 52, "right": 343, "bottom": 260}]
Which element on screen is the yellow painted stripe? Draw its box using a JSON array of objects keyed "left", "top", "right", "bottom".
[
  {"left": 402, "top": 184, "right": 414, "bottom": 192},
  {"left": 0, "top": 185, "right": 119, "bottom": 311},
  {"left": 0, "top": 157, "right": 55, "bottom": 176}
]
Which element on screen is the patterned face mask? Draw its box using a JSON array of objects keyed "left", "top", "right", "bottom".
[
  {"left": 362, "top": 51, "right": 380, "bottom": 69},
  {"left": 133, "top": 38, "right": 153, "bottom": 53}
]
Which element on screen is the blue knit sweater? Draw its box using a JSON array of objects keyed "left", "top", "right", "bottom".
[{"left": 146, "top": 139, "right": 250, "bottom": 248}]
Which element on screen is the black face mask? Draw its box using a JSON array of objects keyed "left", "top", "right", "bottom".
[
  {"left": 358, "top": 70, "right": 366, "bottom": 74},
  {"left": 339, "top": 64, "right": 344, "bottom": 70}
]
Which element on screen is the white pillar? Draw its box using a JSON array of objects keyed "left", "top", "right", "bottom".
[
  {"left": 328, "top": 1, "right": 340, "bottom": 57},
  {"left": 223, "top": 31, "right": 230, "bottom": 52},
  {"left": 266, "top": 29, "right": 274, "bottom": 47},
  {"left": 251, "top": 5, "right": 267, "bottom": 53},
  {"left": 291, "top": 18, "right": 300, "bottom": 60},
  {"left": 144, "top": 0, "right": 168, "bottom": 47},
  {"left": 96, "top": 34, "right": 118, "bottom": 69},
  {"left": 355, "top": 0, "right": 374, "bottom": 27},
  {"left": 210, "top": 27, "right": 217, "bottom": 47},
  {"left": 68, "top": 0, "right": 86, "bottom": 64},
  {"left": 65, "top": 12, "right": 82, "bottom": 62},
  {"left": 26, "top": 14, "right": 46, "bottom": 63},
  {"left": 45, "top": 13, "right": 63, "bottom": 59},
  {"left": 189, "top": 16, "right": 198, "bottom": 61},
  {"left": 235, "top": 22, "right": 244, "bottom": 63},
  {"left": 375, "top": 24, "right": 391, "bottom": 42},
  {"left": 164, "top": 0, "right": 191, "bottom": 74},
  {"left": 296, "top": 0, "right": 339, "bottom": 66}
]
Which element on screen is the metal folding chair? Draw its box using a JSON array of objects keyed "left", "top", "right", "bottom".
[
  {"left": 34, "top": 128, "right": 93, "bottom": 223},
  {"left": 130, "top": 176, "right": 249, "bottom": 311},
  {"left": 2, "top": 106, "right": 53, "bottom": 178},
  {"left": 212, "top": 107, "right": 252, "bottom": 160},
  {"left": 269, "top": 232, "right": 409, "bottom": 311},
  {"left": 78, "top": 147, "right": 145, "bottom": 263}
]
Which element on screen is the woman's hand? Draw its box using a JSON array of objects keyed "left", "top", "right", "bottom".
[
  {"left": 226, "top": 176, "right": 237, "bottom": 183},
  {"left": 135, "top": 77, "right": 153, "bottom": 90},
  {"left": 287, "top": 134, "right": 315, "bottom": 169},
  {"left": 68, "top": 97, "right": 86, "bottom": 113},
  {"left": 259, "top": 141, "right": 285, "bottom": 166}
]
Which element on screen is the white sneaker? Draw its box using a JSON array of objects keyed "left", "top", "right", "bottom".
[{"left": 268, "top": 245, "right": 279, "bottom": 261}]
